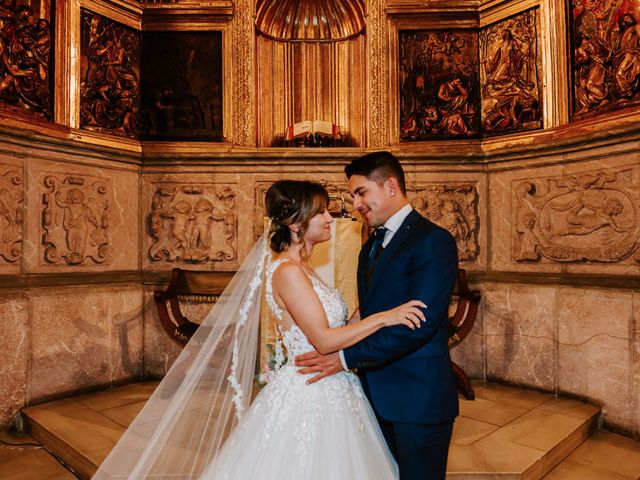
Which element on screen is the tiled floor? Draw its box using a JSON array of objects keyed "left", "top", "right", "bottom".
[
  {"left": 6, "top": 381, "right": 640, "bottom": 479},
  {"left": 0, "top": 432, "right": 77, "bottom": 479}
]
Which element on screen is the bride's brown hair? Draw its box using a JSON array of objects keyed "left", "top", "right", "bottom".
[{"left": 265, "top": 180, "right": 330, "bottom": 256}]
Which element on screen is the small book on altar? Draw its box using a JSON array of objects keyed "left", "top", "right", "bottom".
[{"left": 286, "top": 120, "right": 337, "bottom": 139}]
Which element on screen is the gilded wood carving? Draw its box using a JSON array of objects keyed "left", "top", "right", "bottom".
[
  {"left": 42, "top": 175, "right": 110, "bottom": 265},
  {"left": 149, "top": 184, "right": 236, "bottom": 263},
  {"left": 80, "top": 10, "right": 140, "bottom": 136},
  {"left": 409, "top": 184, "right": 479, "bottom": 261},
  {"left": 480, "top": 9, "right": 543, "bottom": 135},
  {"left": 0, "top": 2, "right": 52, "bottom": 119},
  {"left": 570, "top": 0, "right": 640, "bottom": 119},
  {"left": 0, "top": 166, "right": 22, "bottom": 263},
  {"left": 141, "top": 31, "right": 223, "bottom": 141},
  {"left": 513, "top": 168, "right": 640, "bottom": 263},
  {"left": 400, "top": 30, "right": 480, "bottom": 140}
]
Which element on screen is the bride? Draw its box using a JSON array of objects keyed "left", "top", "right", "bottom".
[{"left": 93, "top": 180, "right": 426, "bottom": 480}]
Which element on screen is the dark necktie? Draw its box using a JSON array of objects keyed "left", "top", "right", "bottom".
[{"left": 365, "top": 227, "right": 387, "bottom": 289}]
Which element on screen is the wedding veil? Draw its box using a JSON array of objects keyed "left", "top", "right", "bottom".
[{"left": 93, "top": 235, "right": 269, "bottom": 479}]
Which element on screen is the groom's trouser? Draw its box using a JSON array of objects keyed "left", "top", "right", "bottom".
[{"left": 378, "top": 415, "right": 454, "bottom": 480}]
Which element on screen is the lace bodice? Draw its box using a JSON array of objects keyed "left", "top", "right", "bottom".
[{"left": 265, "top": 258, "right": 348, "bottom": 357}]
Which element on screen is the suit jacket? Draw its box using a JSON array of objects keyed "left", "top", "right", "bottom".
[{"left": 343, "top": 209, "right": 459, "bottom": 424}]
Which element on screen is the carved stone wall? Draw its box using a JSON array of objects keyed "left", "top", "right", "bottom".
[
  {"left": 0, "top": 166, "right": 23, "bottom": 264},
  {"left": 147, "top": 183, "right": 237, "bottom": 264},
  {"left": 513, "top": 167, "right": 639, "bottom": 264},
  {"left": 409, "top": 184, "right": 480, "bottom": 261},
  {"left": 41, "top": 174, "right": 111, "bottom": 265}
]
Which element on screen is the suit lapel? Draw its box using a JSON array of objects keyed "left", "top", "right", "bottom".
[{"left": 363, "top": 210, "right": 420, "bottom": 305}]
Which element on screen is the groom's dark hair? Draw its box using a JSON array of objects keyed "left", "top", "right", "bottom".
[{"left": 345, "top": 151, "right": 406, "bottom": 195}]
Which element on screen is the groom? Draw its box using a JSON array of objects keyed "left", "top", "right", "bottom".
[{"left": 296, "top": 151, "right": 459, "bottom": 480}]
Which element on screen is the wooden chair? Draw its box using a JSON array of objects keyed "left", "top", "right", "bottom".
[
  {"left": 153, "top": 269, "right": 233, "bottom": 347},
  {"left": 154, "top": 267, "right": 481, "bottom": 400},
  {"left": 448, "top": 269, "right": 481, "bottom": 400}
]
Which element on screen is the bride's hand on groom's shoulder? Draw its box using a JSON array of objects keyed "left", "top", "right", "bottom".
[{"left": 378, "top": 300, "right": 427, "bottom": 330}]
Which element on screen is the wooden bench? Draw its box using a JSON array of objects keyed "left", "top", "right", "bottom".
[{"left": 154, "top": 267, "right": 481, "bottom": 399}]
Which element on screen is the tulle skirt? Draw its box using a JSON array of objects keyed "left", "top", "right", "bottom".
[{"left": 199, "top": 364, "right": 399, "bottom": 479}]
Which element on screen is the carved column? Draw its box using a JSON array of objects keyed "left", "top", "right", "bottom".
[
  {"left": 367, "top": 0, "right": 389, "bottom": 147},
  {"left": 540, "top": 0, "right": 569, "bottom": 127},
  {"left": 232, "top": 0, "right": 256, "bottom": 147}
]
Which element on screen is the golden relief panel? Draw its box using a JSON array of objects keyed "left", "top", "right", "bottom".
[
  {"left": 0, "top": 1, "right": 53, "bottom": 119},
  {"left": 570, "top": 0, "right": 640, "bottom": 119},
  {"left": 513, "top": 168, "right": 640, "bottom": 263},
  {"left": 480, "top": 8, "right": 543, "bottom": 135},
  {"left": 399, "top": 30, "right": 480, "bottom": 141},
  {"left": 41, "top": 175, "right": 111, "bottom": 265},
  {"left": 409, "top": 184, "right": 479, "bottom": 261},
  {"left": 148, "top": 184, "right": 237, "bottom": 263},
  {"left": 0, "top": 166, "right": 23, "bottom": 263}
]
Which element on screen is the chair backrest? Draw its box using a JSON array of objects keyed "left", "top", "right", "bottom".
[
  {"left": 447, "top": 268, "right": 481, "bottom": 349},
  {"left": 153, "top": 269, "right": 233, "bottom": 347}
]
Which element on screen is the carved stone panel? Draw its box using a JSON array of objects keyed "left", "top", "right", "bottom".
[
  {"left": 513, "top": 168, "right": 640, "bottom": 263},
  {"left": 42, "top": 175, "right": 111, "bottom": 265},
  {"left": 569, "top": 0, "right": 640, "bottom": 119},
  {"left": 480, "top": 9, "right": 543, "bottom": 135},
  {"left": 148, "top": 184, "right": 237, "bottom": 263},
  {"left": 80, "top": 9, "right": 140, "bottom": 137},
  {"left": 409, "top": 184, "right": 479, "bottom": 261},
  {"left": 0, "top": 2, "right": 53, "bottom": 119},
  {"left": 0, "top": 167, "right": 23, "bottom": 263},
  {"left": 399, "top": 30, "right": 480, "bottom": 141}
]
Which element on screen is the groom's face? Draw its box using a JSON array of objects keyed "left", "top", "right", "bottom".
[{"left": 349, "top": 174, "right": 393, "bottom": 228}]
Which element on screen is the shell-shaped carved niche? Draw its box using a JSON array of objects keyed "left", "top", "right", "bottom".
[{"left": 256, "top": 0, "right": 365, "bottom": 41}]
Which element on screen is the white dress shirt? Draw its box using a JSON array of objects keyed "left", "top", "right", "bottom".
[{"left": 338, "top": 203, "right": 413, "bottom": 370}]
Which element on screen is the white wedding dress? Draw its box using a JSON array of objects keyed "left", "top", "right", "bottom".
[{"left": 199, "top": 258, "right": 399, "bottom": 479}]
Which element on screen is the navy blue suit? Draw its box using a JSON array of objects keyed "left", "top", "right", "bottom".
[{"left": 343, "top": 209, "right": 459, "bottom": 479}]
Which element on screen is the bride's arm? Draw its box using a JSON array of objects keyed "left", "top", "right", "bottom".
[{"left": 273, "top": 263, "right": 425, "bottom": 355}]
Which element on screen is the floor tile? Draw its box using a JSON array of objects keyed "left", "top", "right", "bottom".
[
  {"left": 99, "top": 401, "right": 146, "bottom": 428},
  {"left": 451, "top": 416, "right": 500, "bottom": 446},
  {"left": 536, "top": 397, "right": 600, "bottom": 420},
  {"left": 567, "top": 431, "right": 640, "bottom": 479},
  {"left": 492, "top": 408, "right": 591, "bottom": 451},
  {"left": 74, "top": 383, "right": 158, "bottom": 412},
  {"left": 459, "top": 396, "right": 528, "bottom": 427},
  {"left": 544, "top": 458, "right": 634, "bottom": 479},
  {"left": 473, "top": 382, "right": 551, "bottom": 410}
]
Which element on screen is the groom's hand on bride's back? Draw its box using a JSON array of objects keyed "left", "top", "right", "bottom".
[{"left": 295, "top": 351, "right": 343, "bottom": 384}]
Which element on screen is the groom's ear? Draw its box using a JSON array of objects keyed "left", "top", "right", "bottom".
[{"left": 384, "top": 177, "right": 400, "bottom": 197}]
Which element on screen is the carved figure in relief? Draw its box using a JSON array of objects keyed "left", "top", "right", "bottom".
[
  {"left": 513, "top": 168, "right": 639, "bottom": 263},
  {"left": 549, "top": 191, "right": 629, "bottom": 236},
  {"left": 613, "top": 14, "right": 640, "bottom": 98},
  {"left": 575, "top": 33, "right": 610, "bottom": 111},
  {"left": 55, "top": 189, "right": 101, "bottom": 264},
  {"left": 0, "top": 169, "right": 22, "bottom": 263},
  {"left": 42, "top": 176, "right": 110, "bottom": 265},
  {"left": 480, "top": 10, "right": 542, "bottom": 134},
  {"left": 148, "top": 185, "right": 237, "bottom": 263},
  {"left": 437, "top": 78, "right": 475, "bottom": 135},
  {"left": 514, "top": 212, "right": 540, "bottom": 261},
  {"left": 410, "top": 185, "right": 479, "bottom": 261}
]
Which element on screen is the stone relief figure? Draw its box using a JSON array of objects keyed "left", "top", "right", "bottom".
[
  {"left": 570, "top": 0, "right": 640, "bottom": 118},
  {"left": 399, "top": 30, "right": 480, "bottom": 140},
  {"left": 513, "top": 168, "right": 639, "bottom": 262},
  {"left": 42, "top": 176, "right": 110, "bottom": 265},
  {"left": 148, "top": 185, "right": 237, "bottom": 263},
  {"left": 0, "top": 167, "right": 23, "bottom": 263},
  {"left": 0, "top": 4, "right": 52, "bottom": 118},
  {"left": 410, "top": 184, "right": 479, "bottom": 261},
  {"left": 480, "top": 9, "right": 542, "bottom": 134},
  {"left": 80, "top": 10, "right": 140, "bottom": 137}
]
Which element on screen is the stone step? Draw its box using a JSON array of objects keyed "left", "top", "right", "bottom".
[{"left": 20, "top": 381, "right": 599, "bottom": 479}]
